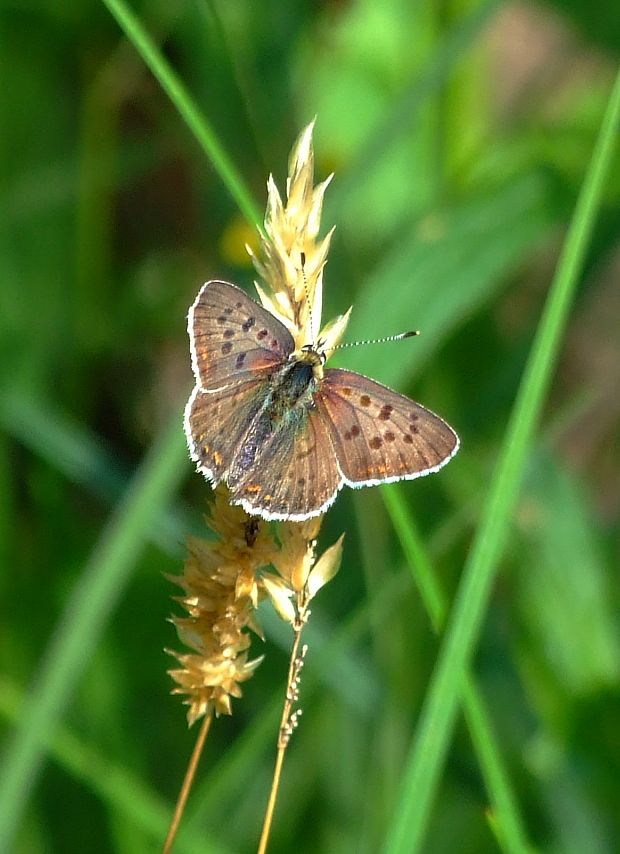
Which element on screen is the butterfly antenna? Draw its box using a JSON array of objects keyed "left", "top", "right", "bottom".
[
  {"left": 299, "top": 252, "right": 316, "bottom": 345},
  {"left": 326, "top": 330, "right": 419, "bottom": 352}
]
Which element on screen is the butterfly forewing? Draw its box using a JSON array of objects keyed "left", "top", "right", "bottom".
[
  {"left": 229, "top": 404, "right": 342, "bottom": 521},
  {"left": 189, "top": 280, "right": 295, "bottom": 390},
  {"left": 316, "top": 369, "right": 459, "bottom": 486},
  {"left": 184, "top": 379, "right": 269, "bottom": 485}
]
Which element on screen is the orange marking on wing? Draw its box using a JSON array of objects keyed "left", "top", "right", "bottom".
[{"left": 365, "top": 464, "right": 388, "bottom": 476}]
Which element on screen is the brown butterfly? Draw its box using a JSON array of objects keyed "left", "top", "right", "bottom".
[{"left": 184, "top": 280, "right": 459, "bottom": 521}]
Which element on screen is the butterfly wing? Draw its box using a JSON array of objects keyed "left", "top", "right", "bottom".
[
  {"left": 184, "top": 380, "right": 268, "bottom": 485},
  {"left": 228, "top": 404, "right": 343, "bottom": 521},
  {"left": 316, "top": 368, "right": 459, "bottom": 486},
  {"left": 189, "top": 280, "right": 295, "bottom": 390}
]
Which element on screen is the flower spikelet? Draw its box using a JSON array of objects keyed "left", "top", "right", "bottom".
[
  {"left": 168, "top": 488, "right": 278, "bottom": 724},
  {"left": 261, "top": 519, "right": 343, "bottom": 619},
  {"left": 247, "top": 121, "right": 350, "bottom": 353}
]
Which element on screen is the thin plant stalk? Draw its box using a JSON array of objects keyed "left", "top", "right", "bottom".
[
  {"left": 162, "top": 711, "right": 214, "bottom": 854},
  {"left": 258, "top": 602, "right": 309, "bottom": 854}
]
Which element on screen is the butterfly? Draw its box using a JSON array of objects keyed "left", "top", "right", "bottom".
[{"left": 184, "top": 280, "right": 459, "bottom": 521}]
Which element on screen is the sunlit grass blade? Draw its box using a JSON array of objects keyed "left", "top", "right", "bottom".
[
  {"left": 0, "top": 413, "right": 189, "bottom": 850},
  {"left": 384, "top": 68, "right": 620, "bottom": 853},
  {"left": 101, "top": 0, "right": 262, "bottom": 229},
  {"left": 382, "top": 485, "right": 533, "bottom": 853}
]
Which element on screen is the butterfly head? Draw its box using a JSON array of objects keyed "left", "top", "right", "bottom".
[
  {"left": 288, "top": 308, "right": 349, "bottom": 378},
  {"left": 291, "top": 342, "right": 326, "bottom": 379}
]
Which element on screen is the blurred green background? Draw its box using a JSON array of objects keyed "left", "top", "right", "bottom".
[{"left": 1, "top": 0, "right": 619, "bottom": 852}]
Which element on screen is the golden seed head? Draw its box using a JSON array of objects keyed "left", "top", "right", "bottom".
[
  {"left": 248, "top": 120, "right": 350, "bottom": 354},
  {"left": 268, "top": 520, "right": 342, "bottom": 606},
  {"left": 168, "top": 487, "right": 277, "bottom": 724}
]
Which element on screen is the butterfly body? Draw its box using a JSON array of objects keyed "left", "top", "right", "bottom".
[
  {"left": 260, "top": 358, "right": 319, "bottom": 431},
  {"left": 185, "top": 280, "right": 459, "bottom": 521},
  {"left": 223, "top": 355, "right": 318, "bottom": 479}
]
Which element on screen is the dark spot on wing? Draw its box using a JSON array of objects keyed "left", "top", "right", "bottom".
[
  {"left": 403, "top": 434, "right": 413, "bottom": 444},
  {"left": 235, "top": 353, "right": 246, "bottom": 368},
  {"left": 369, "top": 436, "right": 382, "bottom": 449},
  {"left": 257, "top": 329, "right": 268, "bottom": 340},
  {"left": 379, "top": 405, "right": 393, "bottom": 420},
  {"left": 223, "top": 329, "right": 235, "bottom": 339},
  {"left": 224, "top": 307, "right": 234, "bottom": 315},
  {"left": 222, "top": 342, "right": 233, "bottom": 354},
  {"left": 242, "top": 317, "right": 256, "bottom": 332},
  {"left": 360, "top": 395, "right": 371, "bottom": 407},
  {"left": 410, "top": 424, "right": 419, "bottom": 434},
  {"left": 217, "top": 315, "right": 227, "bottom": 324},
  {"left": 384, "top": 431, "right": 395, "bottom": 442},
  {"left": 341, "top": 387, "right": 352, "bottom": 396},
  {"left": 351, "top": 425, "right": 360, "bottom": 437},
  {"left": 235, "top": 302, "right": 243, "bottom": 309},
  {"left": 270, "top": 339, "right": 279, "bottom": 349}
]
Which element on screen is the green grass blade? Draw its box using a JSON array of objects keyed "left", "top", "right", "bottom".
[
  {"left": 383, "top": 67, "right": 620, "bottom": 853},
  {"left": 381, "top": 487, "right": 445, "bottom": 631},
  {"left": 0, "top": 413, "right": 189, "bottom": 850},
  {"left": 382, "top": 485, "right": 533, "bottom": 853},
  {"left": 101, "top": 0, "right": 262, "bottom": 229}
]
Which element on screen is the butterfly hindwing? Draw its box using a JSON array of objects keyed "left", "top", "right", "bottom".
[
  {"left": 189, "top": 280, "right": 295, "bottom": 390},
  {"left": 184, "top": 379, "right": 269, "bottom": 484},
  {"left": 316, "top": 368, "right": 459, "bottom": 486},
  {"left": 229, "top": 404, "right": 342, "bottom": 521}
]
